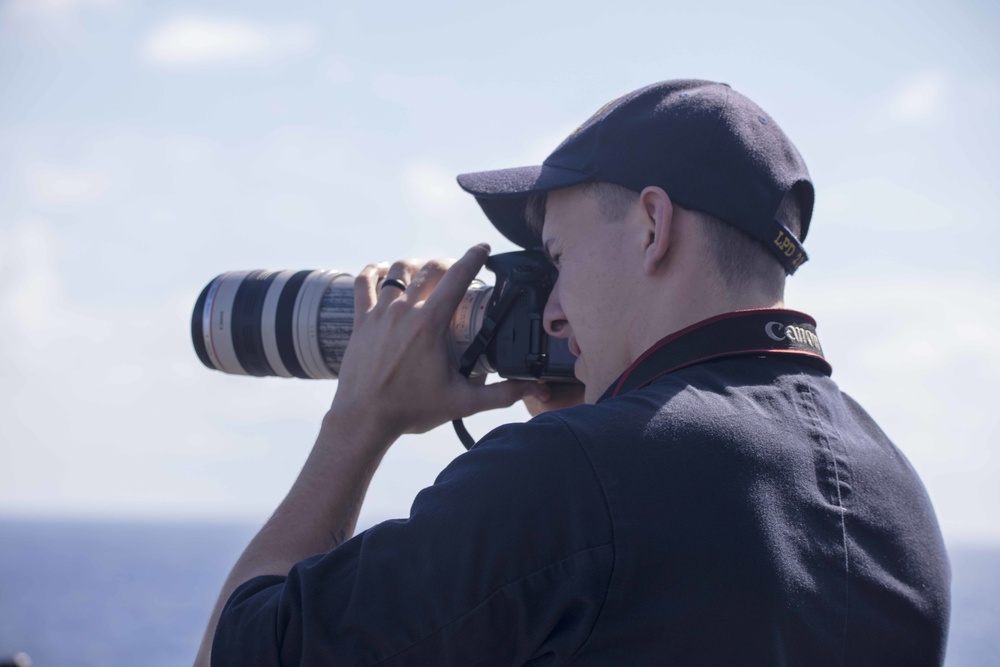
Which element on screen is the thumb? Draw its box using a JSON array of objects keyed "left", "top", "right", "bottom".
[{"left": 466, "top": 380, "right": 534, "bottom": 414}]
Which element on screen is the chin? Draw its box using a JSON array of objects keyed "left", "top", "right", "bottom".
[{"left": 575, "top": 365, "right": 595, "bottom": 404}]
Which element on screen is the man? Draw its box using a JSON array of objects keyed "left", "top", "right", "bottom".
[{"left": 198, "top": 80, "right": 950, "bottom": 665}]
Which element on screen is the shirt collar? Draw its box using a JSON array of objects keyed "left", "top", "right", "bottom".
[{"left": 596, "top": 308, "right": 832, "bottom": 404}]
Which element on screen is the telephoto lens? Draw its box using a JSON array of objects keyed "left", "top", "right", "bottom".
[{"left": 191, "top": 270, "right": 494, "bottom": 380}]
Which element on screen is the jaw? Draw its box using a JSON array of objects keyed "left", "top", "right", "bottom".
[
  {"left": 571, "top": 338, "right": 606, "bottom": 405},
  {"left": 583, "top": 381, "right": 601, "bottom": 405},
  {"left": 577, "top": 345, "right": 632, "bottom": 405},
  {"left": 571, "top": 351, "right": 596, "bottom": 404}
]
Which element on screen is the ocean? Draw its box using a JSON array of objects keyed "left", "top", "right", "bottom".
[{"left": 0, "top": 519, "right": 996, "bottom": 666}]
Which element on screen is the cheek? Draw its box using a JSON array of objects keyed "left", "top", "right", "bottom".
[
  {"left": 557, "top": 270, "right": 602, "bottom": 344},
  {"left": 556, "top": 249, "right": 624, "bottom": 333},
  {"left": 554, "top": 266, "right": 583, "bottom": 319}
]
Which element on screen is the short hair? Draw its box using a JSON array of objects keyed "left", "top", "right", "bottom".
[
  {"left": 695, "top": 189, "right": 802, "bottom": 300},
  {"left": 525, "top": 181, "right": 803, "bottom": 301},
  {"left": 525, "top": 182, "right": 636, "bottom": 235}
]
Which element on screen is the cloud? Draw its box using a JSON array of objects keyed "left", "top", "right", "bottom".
[
  {"left": 3, "top": 0, "right": 118, "bottom": 21},
  {"left": 371, "top": 73, "right": 461, "bottom": 107},
  {"left": 141, "top": 16, "right": 318, "bottom": 68},
  {"left": 26, "top": 164, "right": 113, "bottom": 206},
  {"left": 0, "top": 217, "right": 322, "bottom": 517},
  {"left": 403, "top": 161, "right": 464, "bottom": 214},
  {"left": 817, "top": 177, "right": 959, "bottom": 231},
  {"left": 527, "top": 126, "right": 574, "bottom": 163},
  {"left": 885, "top": 69, "right": 950, "bottom": 124},
  {"left": 0, "top": 0, "right": 120, "bottom": 43},
  {"left": 0, "top": 220, "right": 64, "bottom": 332},
  {"left": 326, "top": 60, "right": 353, "bottom": 84},
  {"left": 398, "top": 160, "right": 495, "bottom": 257}
]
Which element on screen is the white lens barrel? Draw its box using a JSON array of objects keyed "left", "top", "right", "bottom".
[
  {"left": 448, "top": 281, "right": 495, "bottom": 378},
  {"left": 315, "top": 274, "right": 355, "bottom": 378},
  {"left": 258, "top": 270, "right": 298, "bottom": 378},
  {"left": 202, "top": 271, "right": 253, "bottom": 375},
  {"left": 292, "top": 270, "right": 343, "bottom": 379},
  {"left": 194, "top": 269, "right": 494, "bottom": 380}
]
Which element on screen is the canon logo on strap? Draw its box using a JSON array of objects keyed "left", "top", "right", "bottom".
[
  {"left": 601, "top": 310, "right": 832, "bottom": 402},
  {"left": 765, "top": 321, "right": 822, "bottom": 351}
]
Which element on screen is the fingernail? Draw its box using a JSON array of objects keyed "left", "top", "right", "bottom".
[{"left": 475, "top": 242, "right": 491, "bottom": 254}]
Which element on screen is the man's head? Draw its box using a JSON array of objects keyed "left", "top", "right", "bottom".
[
  {"left": 526, "top": 182, "right": 805, "bottom": 303},
  {"left": 457, "top": 79, "right": 813, "bottom": 401}
]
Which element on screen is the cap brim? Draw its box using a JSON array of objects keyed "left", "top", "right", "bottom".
[{"left": 457, "top": 164, "right": 590, "bottom": 248}]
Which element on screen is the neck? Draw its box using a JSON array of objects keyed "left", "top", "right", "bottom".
[{"left": 626, "top": 270, "right": 785, "bottom": 371}]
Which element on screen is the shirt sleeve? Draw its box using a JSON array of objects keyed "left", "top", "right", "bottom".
[{"left": 211, "top": 414, "right": 614, "bottom": 667}]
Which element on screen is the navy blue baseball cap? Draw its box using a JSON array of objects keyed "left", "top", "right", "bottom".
[{"left": 457, "top": 79, "right": 814, "bottom": 274}]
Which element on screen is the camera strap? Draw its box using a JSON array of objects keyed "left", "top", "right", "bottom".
[
  {"left": 456, "top": 282, "right": 525, "bottom": 380},
  {"left": 454, "top": 308, "right": 830, "bottom": 449},
  {"left": 599, "top": 308, "right": 831, "bottom": 402},
  {"left": 453, "top": 281, "right": 529, "bottom": 449}
]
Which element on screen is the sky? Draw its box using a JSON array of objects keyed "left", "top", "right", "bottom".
[{"left": 0, "top": 0, "right": 998, "bottom": 545}]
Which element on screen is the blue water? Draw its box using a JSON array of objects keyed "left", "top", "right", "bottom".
[
  {"left": 0, "top": 519, "right": 996, "bottom": 666},
  {"left": 0, "top": 520, "right": 257, "bottom": 667}
]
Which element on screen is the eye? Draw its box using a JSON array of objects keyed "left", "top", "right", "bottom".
[{"left": 543, "top": 240, "right": 562, "bottom": 268}]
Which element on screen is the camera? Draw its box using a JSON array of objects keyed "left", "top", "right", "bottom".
[{"left": 191, "top": 250, "right": 578, "bottom": 383}]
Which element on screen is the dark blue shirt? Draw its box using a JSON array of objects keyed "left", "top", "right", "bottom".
[{"left": 213, "top": 317, "right": 950, "bottom": 666}]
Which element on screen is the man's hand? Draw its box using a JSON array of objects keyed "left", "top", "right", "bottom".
[
  {"left": 330, "top": 244, "right": 534, "bottom": 442},
  {"left": 523, "top": 381, "right": 587, "bottom": 417}
]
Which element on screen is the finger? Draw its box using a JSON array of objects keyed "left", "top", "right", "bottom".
[
  {"left": 406, "top": 258, "right": 455, "bottom": 302},
  {"left": 377, "top": 259, "right": 425, "bottom": 303},
  {"left": 534, "top": 381, "right": 586, "bottom": 412},
  {"left": 462, "top": 378, "right": 534, "bottom": 415},
  {"left": 521, "top": 382, "right": 553, "bottom": 418},
  {"left": 354, "top": 262, "right": 388, "bottom": 325},
  {"left": 523, "top": 381, "right": 552, "bottom": 401},
  {"left": 425, "top": 244, "right": 490, "bottom": 318}
]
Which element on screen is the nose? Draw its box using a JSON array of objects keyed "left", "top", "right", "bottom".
[{"left": 543, "top": 279, "right": 569, "bottom": 339}]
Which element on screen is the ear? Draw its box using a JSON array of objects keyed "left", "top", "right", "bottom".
[{"left": 639, "top": 186, "right": 674, "bottom": 275}]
